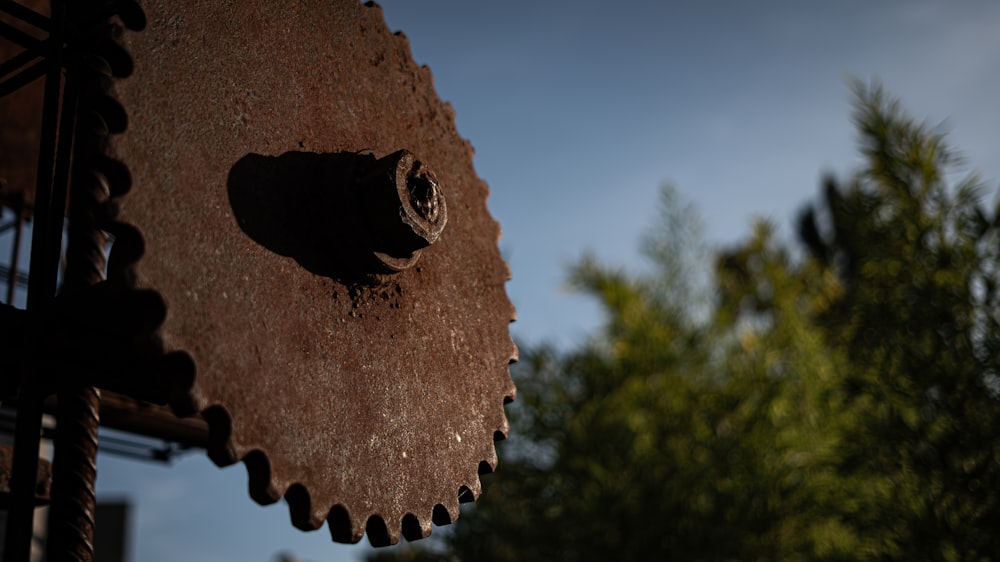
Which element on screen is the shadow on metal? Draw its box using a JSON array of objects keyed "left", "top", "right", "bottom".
[
  {"left": 227, "top": 150, "right": 447, "bottom": 287},
  {"left": 227, "top": 151, "right": 377, "bottom": 285}
]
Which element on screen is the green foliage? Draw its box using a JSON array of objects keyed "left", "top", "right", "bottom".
[
  {"left": 792, "top": 82, "right": 1000, "bottom": 560},
  {"left": 371, "top": 85, "right": 1000, "bottom": 561}
]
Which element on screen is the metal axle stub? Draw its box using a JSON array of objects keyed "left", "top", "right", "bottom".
[{"left": 361, "top": 150, "right": 447, "bottom": 272}]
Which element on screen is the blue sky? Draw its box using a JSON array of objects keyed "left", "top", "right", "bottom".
[{"left": 82, "top": 2, "right": 1000, "bottom": 561}]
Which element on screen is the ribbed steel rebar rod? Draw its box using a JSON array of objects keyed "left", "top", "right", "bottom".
[
  {"left": 46, "top": 42, "right": 113, "bottom": 562},
  {"left": 46, "top": 384, "right": 102, "bottom": 562}
]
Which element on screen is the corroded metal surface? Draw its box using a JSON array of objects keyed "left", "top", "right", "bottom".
[{"left": 108, "top": 0, "right": 516, "bottom": 546}]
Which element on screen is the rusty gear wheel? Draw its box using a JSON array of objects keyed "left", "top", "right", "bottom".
[{"left": 107, "top": 0, "right": 516, "bottom": 546}]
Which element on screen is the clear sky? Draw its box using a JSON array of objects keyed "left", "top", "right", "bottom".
[{"left": 89, "top": 2, "right": 1000, "bottom": 561}]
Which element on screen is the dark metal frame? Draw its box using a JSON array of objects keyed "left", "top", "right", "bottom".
[
  {"left": 3, "top": 2, "right": 75, "bottom": 560},
  {"left": 0, "top": 2, "right": 141, "bottom": 560}
]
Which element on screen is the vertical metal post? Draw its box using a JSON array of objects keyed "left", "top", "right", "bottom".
[
  {"left": 2, "top": 0, "right": 68, "bottom": 559},
  {"left": 45, "top": 385, "right": 102, "bottom": 562},
  {"left": 6, "top": 0, "right": 140, "bottom": 558},
  {"left": 45, "top": 74, "right": 107, "bottom": 562},
  {"left": 46, "top": 1, "right": 120, "bottom": 555}
]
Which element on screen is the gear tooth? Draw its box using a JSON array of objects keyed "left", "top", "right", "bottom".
[
  {"left": 495, "top": 415, "right": 510, "bottom": 439},
  {"left": 97, "top": 33, "right": 135, "bottom": 78},
  {"left": 498, "top": 395, "right": 513, "bottom": 429},
  {"left": 115, "top": 0, "right": 148, "bottom": 31},
  {"left": 243, "top": 450, "right": 281, "bottom": 506},
  {"left": 202, "top": 405, "right": 240, "bottom": 467},
  {"left": 400, "top": 513, "right": 430, "bottom": 542},
  {"left": 93, "top": 95, "right": 128, "bottom": 134},
  {"left": 284, "top": 483, "right": 324, "bottom": 530},
  {"left": 96, "top": 156, "right": 132, "bottom": 197},
  {"left": 508, "top": 339, "right": 519, "bottom": 364},
  {"left": 165, "top": 351, "right": 200, "bottom": 417},
  {"left": 105, "top": 221, "right": 145, "bottom": 271},
  {"left": 503, "top": 380, "right": 517, "bottom": 404},
  {"left": 479, "top": 439, "right": 500, "bottom": 474},
  {"left": 365, "top": 515, "right": 398, "bottom": 547}
]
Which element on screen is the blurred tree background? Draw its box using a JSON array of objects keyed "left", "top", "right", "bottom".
[{"left": 369, "top": 84, "right": 1000, "bottom": 561}]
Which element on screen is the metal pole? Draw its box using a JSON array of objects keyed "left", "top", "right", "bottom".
[
  {"left": 46, "top": 3, "right": 119, "bottom": 555},
  {"left": 2, "top": 0, "right": 68, "bottom": 558}
]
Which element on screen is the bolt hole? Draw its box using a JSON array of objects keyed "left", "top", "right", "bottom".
[{"left": 407, "top": 173, "right": 439, "bottom": 221}]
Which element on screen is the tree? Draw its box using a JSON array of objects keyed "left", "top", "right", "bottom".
[
  {"left": 374, "top": 188, "right": 851, "bottom": 561},
  {"left": 789, "top": 83, "right": 1000, "bottom": 560},
  {"left": 371, "top": 85, "right": 1000, "bottom": 561}
]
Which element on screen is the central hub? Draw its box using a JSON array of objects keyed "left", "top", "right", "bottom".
[{"left": 361, "top": 150, "right": 448, "bottom": 272}]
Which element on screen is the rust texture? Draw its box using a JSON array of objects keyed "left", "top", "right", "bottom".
[{"left": 108, "top": 0, "right": 517, "bottom": 546}]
